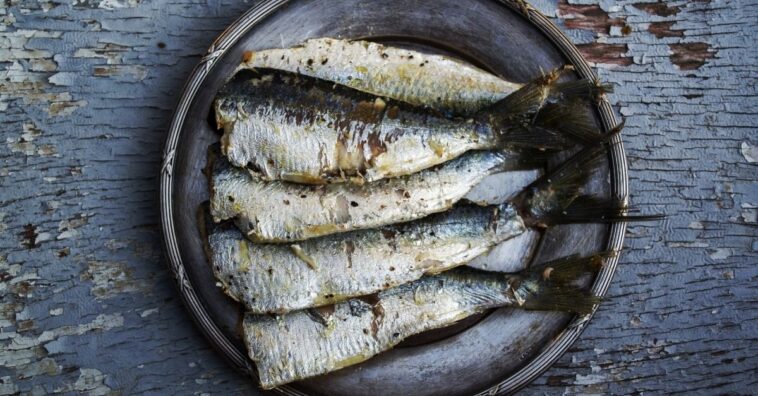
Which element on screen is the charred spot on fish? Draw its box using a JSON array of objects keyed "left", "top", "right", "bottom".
[
  {"left": 344, "top": 240, "right": 355, "bottom": 268},
  {"left": 321, "top": 58, "right": 328, "bottom": 65},
  {"left": 246, "top": 161, "right": 263, "bottom": 174},
  {"left": 381, "top": 53, "right": 388, "bottom": 59},
  {"left": 348, "top": 299, "right": 371, "bottom": 316},
  {"left": 366, "top": 132, "right": 388, "bottom": 158},
  {"left": 389, "top": 266, "right": 395, "bottom": 271},
  {"left": 300, "top": 194, "right": 307, "bottom": 199},
  {"left": 363, "top": 329, "right": 369, "bottom": 334},
  {"left": 307, "top": 58, "right": 314, "bottom": 66},
  {"left": 429, "top": 231, "right": 435, "bottom": 237},
  {"left": 227, "top": 195, "right": 235, "bottom": 202},
  {"left": 395, "top": 189, "right": 411, "bottom": 199},
  {"left": 306, "top": 307, "right": 333, "bottom": 326},
  {"left": 386, "top": 106, "right": 400, "bottom": 119},
  {"left": 283, "top": 199, "right": 290, "bottom": 205},
  {"left": 350, "top": 201, "right": 359, "bottom": 207},
  {"left": 381, "top": 229, "right": 397, "bottom": 239},
  {"left": 267, "top": 267, "right": 273, "bottom": 276},
  {"left": 392, "top": 332, "right": 400, "bottom": 338},
  {"left": 370, "top": 303, "right": 385, "bottom": 337}
]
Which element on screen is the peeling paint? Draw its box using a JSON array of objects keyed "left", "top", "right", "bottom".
[
  {"left": 632, "top": 2, "right": 681, "bottom": 17},
  {"left": 669, "top": 42, "right": 715, "bottom": 70},
  {"left": 74, "top": 0, "right": 142, "bottom": 10},
  {"left": 558, "top": 1, "right": 626, "bottom": 34},
  {"left": 54, "top": 368, "right": 117, "bottom": 395},
  {"left": 577, "top": 43, "right": 633, "bottom": 66},
  {"left": 740, "top": 203, "right": 757, "bottom": 224},
  {"left": 648, "top": 21, "right": 684, "bottom": 38},
  {"left": 81, "top": 261, "right": 149, "bottom": 299},
  {"left": 57, "top": 214, "right": 89, "bottom": 240},
  {"left": 708, "top": 248, "right": 731, "bottom": 260},
  {"left": 741, "top": 142, "right": 757, "bottom": 163},
  {"left": 6, "top": 122, "right": 54, "bottom": 156}
]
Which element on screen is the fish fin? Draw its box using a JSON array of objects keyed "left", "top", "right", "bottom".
[
  {"left": 484, "top": 67, "right": 610, "bottom": 150},
  {"left": 525, "top": 252, "right": 614, "bottom": 285},
  {"left": 534, "top": 195, "right": 666, "bottom": 225},
  {"left": 521, "top": 287, "right": 600, "bottom": 315},
  {"left": 512, "top": 144, "right": 608, "bottom": 222},
  {"left": 513, "top": 252, "right": 611, "bottom": 314},
  {"left": 513, "top": 142, "right": 664, "bottom": 226}
]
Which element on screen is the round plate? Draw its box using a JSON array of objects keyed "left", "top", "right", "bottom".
[{"left": 160, "top": 0, "right": 628, "bottom": 394}]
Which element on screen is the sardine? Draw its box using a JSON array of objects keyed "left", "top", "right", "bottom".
[
  {"left": 209, "top": 204, "right": 525, "bottom": 314},
  {"left": 210, "top": 148, "right": 530, "bottom": 242},
  {"left": 237, "top": 37, "right": 522, "bottom": 115},
  {"left": 244, "top": 256, "right": 603, "bottom": 389},
  {"left": 215, "top": 67, "right": 605, "bottom": 184}
]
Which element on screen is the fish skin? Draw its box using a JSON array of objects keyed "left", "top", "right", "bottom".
[
  {"left": 237, "top": 37, "right": 522, "bottom": 115},
  {"left": 215, "top": 68, "right": 502, "bottom": 185},
  {"left": 243, "top": 267, "right": 525, "bottom": 389},
  {"left": 209, "top": 204, "right": 525, "bottom": 314},
  {"left": 210, "top": 148, "right": 523, "bottom": 242}
]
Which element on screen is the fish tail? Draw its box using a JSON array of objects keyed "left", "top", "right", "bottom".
[
  {"left": 485, "top": 66, "right": 612, "bottom": 150},
  {"left": 536, "top": 195, "right": 666, "bottom": 225},
  {"left": 520, "top": 285, "right": 601, "bottom": 314},
  {"left": 513, "top": 253, "right": 611, "bottom": 314},
  {"left": 511, "top": 143, "right": 664, "bottom": 227}
]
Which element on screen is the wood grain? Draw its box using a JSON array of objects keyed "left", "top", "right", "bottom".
[{"left": 0, "top": 0, "right": 755, "bottom": 395}]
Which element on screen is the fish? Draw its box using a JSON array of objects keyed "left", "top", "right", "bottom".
[
  {"left": 208, "top": 204, "right": 525, "bottom": 314},
  {"left": 237, "top": 37, "right": 523, "bottom": 115},
  {"left": 209, "top": 145, "right": 652, "bottom": 314},
  {"left": 210, "top": 147, "right": 535, "bottom": 243},
  {"left": 214, "top": 67, "right": 606, "bottom": 184},
  {"left": 243, "top": 255, "right": 605, "bottom": 389}
]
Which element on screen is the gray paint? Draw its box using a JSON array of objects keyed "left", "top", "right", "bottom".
[{"left": 0, "top": 1, "right": 755, "bottom": 395}]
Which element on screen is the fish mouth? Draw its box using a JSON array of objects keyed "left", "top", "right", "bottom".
[{"left": 397, "top": 310, "right": 493, "bottom": 347}]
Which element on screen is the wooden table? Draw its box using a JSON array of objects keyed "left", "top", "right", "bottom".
[{"left": 1, "top": 0, "right": 755, "bottom": 394}]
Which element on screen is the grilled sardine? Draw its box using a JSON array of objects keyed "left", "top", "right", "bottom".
[
  {"left": 215, "top": 67, "right": 605, "bottom": 184},
  {"left": 237, "top": 37, "right": 522, "bottom": 115}
]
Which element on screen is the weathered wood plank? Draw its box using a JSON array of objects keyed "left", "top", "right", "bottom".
[{"left": 0, "top": 0, "right": 755, "bottom": 394}]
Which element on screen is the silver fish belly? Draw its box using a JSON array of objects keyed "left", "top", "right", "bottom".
[
  {"left": 210, "top": 149, "right": 521, "bottom": 242},
  {"left": 215, "top": 69, "right": 498, "bottom": 184},
  {"left": 209, "top": 204, "right": 525, "bottom": 314},
  {"left": 243, "top": 268, "right": 523, "bottom": 389},
  {"left": 238, "top": 37, "right": 522, "bottom": 115}
]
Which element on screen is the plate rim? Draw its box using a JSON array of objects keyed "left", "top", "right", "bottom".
[{"left": 159, "top": 1, "right": 629, "bottom": 394}]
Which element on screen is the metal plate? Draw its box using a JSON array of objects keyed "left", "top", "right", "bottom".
[{"left": 160, "top": 0, "right": 628, "bottom": 394}]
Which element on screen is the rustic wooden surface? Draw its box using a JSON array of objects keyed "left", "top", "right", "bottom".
[{"left": 0, "top": 0, "right": 755, "bottom": 394}]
